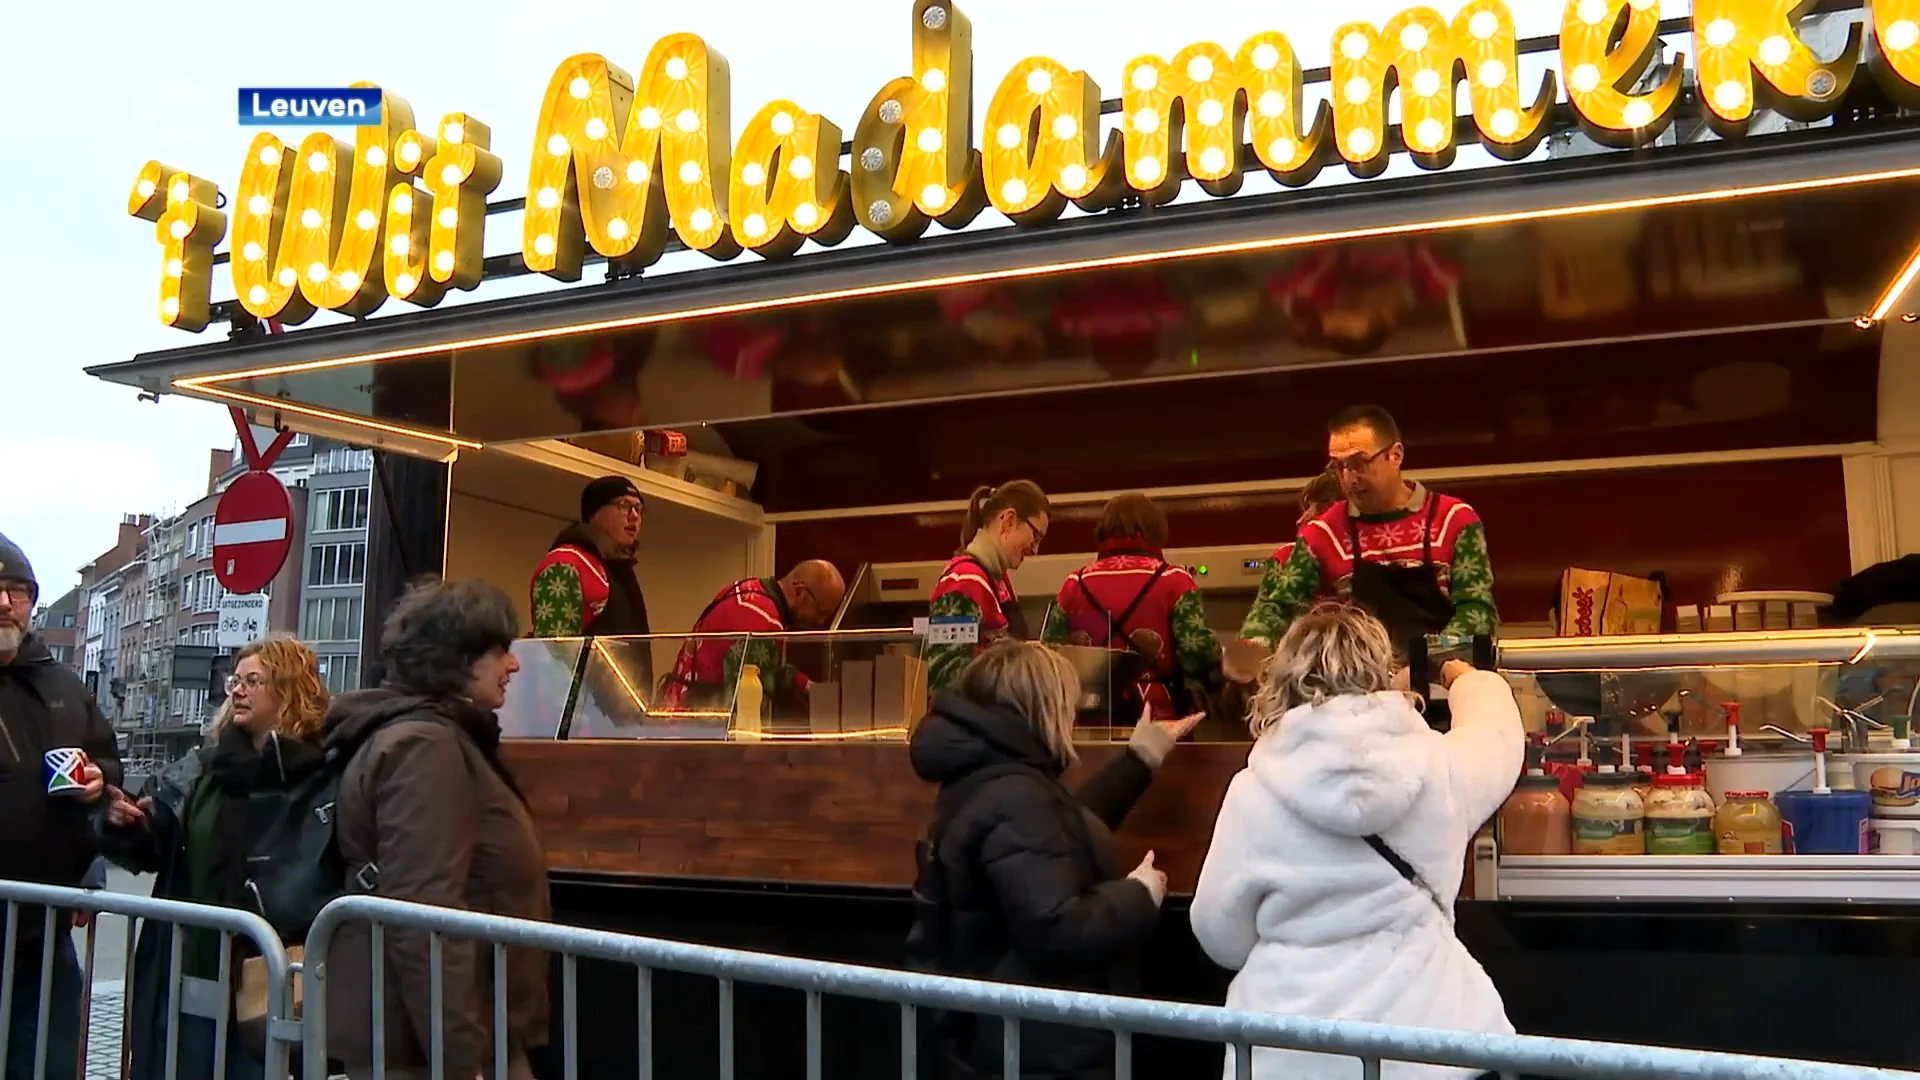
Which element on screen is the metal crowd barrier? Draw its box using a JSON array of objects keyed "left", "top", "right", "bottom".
[
  {"left": 0, "top": 879, "right": 295, "bottom": 1080},
  {"left": 302, "top": 894, "right": 1919, "bottom": 1080}
]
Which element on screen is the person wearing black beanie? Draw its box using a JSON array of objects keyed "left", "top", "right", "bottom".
[{"left": 529, "top": 475, "right": 652, "bottom": 644}]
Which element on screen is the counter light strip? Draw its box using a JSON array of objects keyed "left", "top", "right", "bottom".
[
  {"left": 178, "top": 383, "right": 483, "bottom": 451},
  {"left": 1870, "top": 245, "right": 1920, "bottom": 322},
  {"left": 175, "top": 164, "right": 1920, "bottom": 390}
]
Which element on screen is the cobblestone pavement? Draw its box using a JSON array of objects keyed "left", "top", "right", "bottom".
[{"left": 80, "top": 979, "right": 125, "bottom": 1080}]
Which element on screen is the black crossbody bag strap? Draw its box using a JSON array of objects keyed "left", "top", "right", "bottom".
[{"left": 1363, "top": 834, "right": 1449, "bottom": 919}]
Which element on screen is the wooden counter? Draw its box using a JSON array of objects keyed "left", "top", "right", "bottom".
[{"left": 501, "top": 739, "right": 1251, "bottom": 893}]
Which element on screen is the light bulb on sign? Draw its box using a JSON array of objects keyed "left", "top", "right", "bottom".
[
  {"left": 607, "top": 217, "right": 629, "bottom": 240},
  {"left": 248, "top": 285, "right": 268, "bottom": 305},
  {"left": 665, "top": 57, "right": 688, "bottom": 80},
  {"left": 1341, "top": 32, "right": 1370, "bottom": 60},
  {"left": 585, "top": 118, "right": 608, "bottom": 140},
  {"left": 1252, "top": 43, "right": 1280, "bottom": 70},
  {"left": 1399, "top": 24, "right": 1428, "bottom": 51},
  {"left": 1267, "top": 136, "right": 1295, "bottom": 162},
  {"left": 307, "top": 262, "right": 327, "bottom": 282},
  {"left": 248, "top": 195, "right": 270, "bottom": 215},
  {"left": 437, "top": 207, "right": 458, "bottom": 228},
  {"left": 532, "top": 234, "right": 556, "bottom": 256},
  {"left": 627, "top": 161, "right": 649, "bottom": 183},
  {"left": 390, "top": 191, "right": 411, "bottom": 215},
  {"left": 355, "top": 209, "right": 377, "bottom": 230},
  {"left": 1026, "top": 68, "right": 1052, "bottom": 94},
  {"left": 365, "top": 146, "right": 386, "bottom": 167},
  {"left": 547, "top": 134, "right": 570, "bottom": 156},
  {"left": 1258, "top": 91, "right": 1283, "bottom": 117},
  {"left": 1887, "top": 19, "right": 1920, "bottom": 50},
  {"left": 1570, "top": 64, "right": 1601, "bottom": 93},
  {"left": 743, "top": 213, "right": 767, "bottom": 238},
  {"left": 162, "top": 297, "right": 180, "bottom": 317},
  {"left": 922, "top": 69, "right": 946, "bottom": 92},
  {"left": 242, "top": 242, "right": 263, "bottom": 262},
  {"left": 258, "top": 145, "right": 281, "bottom": 166},
  {"left": 1415, "top": 119, "right": 1445, "bottom": 147},
  {"left": 1705, "top": 18, "right": 1736, "bottom": 47},
  {"left": 1344, "top": 77, "right": 1371, "bottom": 104},
  {"left": 1468, "top": 10, "right": 1498, "bottom": 39},
  {"left": 917, "top": 128, "right": 942, "bottom": 152},
  {"left": 440, "top": 164, "right": 461, "bottom": 186},
  {"left": 394, "top": 272, "right": 417, "bottom": 294},
  {"left": 1714, "top": 80, "right": 1746, "bottom": 109},
  {"left": 1196, "top": 99, "right": 1224, "bottom": 126},
  {"left": 1623, "top": 99, "right": 1654, "bottom": 127},
  {"left": 136, "top": 178, "right": 157, "bottom": 199},
  {"left": 169, "top": 180, "right": 190, "bottom": 202},
  {"left": 433, "top": 250, "right": 455, "bottom": 273},
  {"left": 741, "top": 162, "right": 766, "bottom": 186},
  {"left": 1134, "top": 156, "right": 1162, "bottom": 182},
  {"left": 1489, "top": 109, "right": 1520, "bottom": 137},
  {"left": 443, "top": 121, "right": 465, "bottom": 144},
  {"left": 338, "top": 270, "right": 360, "bottom": 290},
  {"left": 789, "top": 156, "right": 814, "bottom": 179},
  {"left": 793, "top": 202, "right": 818, "bottom": 227},
  {"left": 1052, "top": 114, "right": 1077, "bottom": 139},
  {"left": 1758, "top": 35, "right": 1791, "bottom": 66},
  {"left": 278, "top": 268, "right": 297, "bottom": 287},
  {"left": 1479, "top": 60, "right": 1508, "bottom": 88},
  {"left": 569, "top": 77, "right": 591, "bottom": 100},
  {"left": 771, "top": 111, "right": 795, "bottom": 136},
  {"left": 1576, "top": 0, "right": 1608, "bottom": 25},
  {"left": 1199, "top": 147, "right": 1226, "bottom": 173},
  {"left": 676, "top": 110, "right": 699, "bottom": 132},
  {"left": 1410, "top": 69, "right": 1441, "bottom": 97},
  {"left": 921, "top": 183, "right": 947, "bottom": 209},
  {"left": 638, "top": 108, "right": 661, "bottom": 131},
  {"left": 1346, "top": 128, "right": 1376, "bottom": 156},
  {"left": 307, "top": 151, "right": 328, "bottom": 173},
  {"left": 165, "top": 258, "right": 183, "bottom": 278},
  {"left": 1060, "top": 164, "right": 1087, "bottom": 190},
  {"left": 1186, "top": 56, "right": 1214, "bottom": 81},
  {"left": 536, "top": 186, "right": 560, "bottom": 209},
  {"left": 300, "top": 209, "right": 322, "bottom": 229},
  {"left": 679, "top": 161, "right": 701, "bottom": 183},
  {"left": 1130, "top": 65, "right": 1157, "bottom": 91},
  {"left": 997, "top": 123, "right": 1022, "bottom": 148},
  {"left": 1132, "top": 108, "right": 1159, "bottom": 134},
  {"left": 391, "top": 235, "right": 410, "bottom": 256},
  {"left": 398, "top": 141, "right": 421, "bottom": 166},
  {"left": 1001, "top": 178, "right": 1027, "bottom": 203}
]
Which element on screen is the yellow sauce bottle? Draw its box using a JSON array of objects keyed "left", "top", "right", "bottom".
[{"left": 734, "top": 663, "right": 765, "bottom": 737}]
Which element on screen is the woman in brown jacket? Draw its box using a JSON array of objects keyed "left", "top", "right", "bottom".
[{"left": 320, "top": 579, "right": 551, "bottom": 1080}]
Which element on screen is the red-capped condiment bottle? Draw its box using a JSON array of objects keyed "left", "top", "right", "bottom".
[{"left": 1500, "top": 742, "right": 1573, "bottom": 856}]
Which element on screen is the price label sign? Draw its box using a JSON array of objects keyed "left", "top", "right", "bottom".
[{"left": 924, "top": 615, "right": 980, "bottom": 646}]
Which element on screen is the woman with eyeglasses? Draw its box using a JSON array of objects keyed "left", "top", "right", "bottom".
[
  {"left": 97, "top": 635, "right": 331, "bottom": 1080},
  {"left": 926, "top": 481, "right": 1051, "bottom": 693}
]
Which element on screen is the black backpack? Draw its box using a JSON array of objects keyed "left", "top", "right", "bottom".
[{"left": 242, "top": 717, "right": 406, "bottom": 942}]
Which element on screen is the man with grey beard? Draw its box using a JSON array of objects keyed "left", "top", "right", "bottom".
[{"left": 0, "top": 533, "right": 117, "bottom": 1080}]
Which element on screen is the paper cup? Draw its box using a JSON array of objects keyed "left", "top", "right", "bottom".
[{"left": 43, "top": 748, "right": 87, "bottom": 796}]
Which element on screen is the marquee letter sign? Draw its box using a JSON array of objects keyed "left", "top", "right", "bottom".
[{"left": 131, "top": 0, "right": 1920, "bottom": 331}]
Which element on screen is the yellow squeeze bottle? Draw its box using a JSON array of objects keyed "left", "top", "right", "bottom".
[{"left": 734, "top": 664, "right": 765, "bottom": 737}]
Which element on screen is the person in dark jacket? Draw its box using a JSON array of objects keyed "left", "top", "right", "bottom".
[
  {"left": 97, "top": 634, "right": 330, "bottom": 1080},
  {"left": 322, "top": 579, "right": 551, "bottom": 1080},
  {"left": 907, "top": 641, "right": 1202, "bottom": 1080},
  {"left": 0, "top": 533, "right": 117, "bottom": 1080}
]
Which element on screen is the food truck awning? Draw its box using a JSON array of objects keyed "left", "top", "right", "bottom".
[{"left": 90, "top": 124, "right": 1920, "bottom": 452}]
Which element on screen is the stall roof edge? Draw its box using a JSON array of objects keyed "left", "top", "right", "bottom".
[{"left": 91, "top": 120, "right": 1920, "bottom": 391}]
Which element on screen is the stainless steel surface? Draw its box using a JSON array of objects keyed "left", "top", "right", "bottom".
[
  {"left": 1496, "top": 855, "right": 1920, "bottom": 902},
  {"left": 1498, "top": 628, "right": 1920, "bottom": 671}
]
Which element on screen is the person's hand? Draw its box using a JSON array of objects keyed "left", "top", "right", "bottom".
[
  {"left": 1155, "top": 710, "right": 1205, "bottom": 743},
  {"left": 1222, "top": 640, "right": 1268, "bottom": 685},
  {"left": 1439, "top": 660, "right": 1475, "bottom": 690},
  {"left": 77, "top": 757, "right": 105, "bottom": 804},
  {"left": 1128, "top": 851, "right": 1168, "bottom": 906},
  {"left": 103, "top": 787, "right": 147, "bottom": 829}
]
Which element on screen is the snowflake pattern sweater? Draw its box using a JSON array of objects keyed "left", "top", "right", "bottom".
[
  {"left": 926, "top": 536, "right": 1020, "bottom": 693},
  {"left": 1239, "top": 483, "right": 1496, "bottom": 647},
  {"left": 1040, "top": 549, "right": 1222, "bottom": 718}
]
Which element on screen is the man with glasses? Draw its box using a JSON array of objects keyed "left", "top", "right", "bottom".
[
  {"left": 1238, "top": 406, "right": 1497, "bottom": 657},
  {"left": 0, "top": 533, "right": 119, "bottom": 1080},
  {"left": 657, "top": 561, "right": 847, "bottom": 715}
]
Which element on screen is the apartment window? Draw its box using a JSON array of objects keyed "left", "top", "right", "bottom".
[
  {"left": 313, "top": 487, "right": 370, "bottom": 533},
  {"left": 316, "top": 653, "right": 362, "bottom": 694},
  {"left": 289, "top": 433, "right": 310, "bottom": 447},
  {"left": 301, "top": 596, "right": 364, "bottom": 642},
  {"left": 186, "top": 522, "right": 199, "bottom": 554},
  {"left": 307, "top": 542, "right": 367, "bottom": 587}
]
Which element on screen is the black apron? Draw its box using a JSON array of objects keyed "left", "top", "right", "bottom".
[
  {"left": 1345, "top": 496, "right": 1454, "bottom": 696},
  {"left": 953, "top": 555, "right": 1028, "bottom": 641},
  {"left": 1072, "top": 562, "right": 1191, "bottom": 717}
]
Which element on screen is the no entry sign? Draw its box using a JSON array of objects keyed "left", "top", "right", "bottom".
[{"left": 213, "top": 470, "right": 293, "bottom": 594}]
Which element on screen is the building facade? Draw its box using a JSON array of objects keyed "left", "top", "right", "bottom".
[{"left": 29, "top": 588, "right": 80, "bottom": 668}]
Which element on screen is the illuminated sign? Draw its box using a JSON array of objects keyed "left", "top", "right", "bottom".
[{"left": 132, "top": 0, "right": 1920, "bottom": 332}]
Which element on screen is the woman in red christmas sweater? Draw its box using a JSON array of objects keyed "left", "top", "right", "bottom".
[
  {"left": 926, "top": 481, "right": 1051, "bottom": 693},
  {"left": 1041, "top": 493, "right": 1221, "bottom": 722}
]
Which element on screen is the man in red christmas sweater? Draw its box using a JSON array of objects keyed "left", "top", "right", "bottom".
[
  {"left": 658, "top": 561, "right": 847, "bottom": 714},
  {"left": 1239, "top": 405, "right": 1497, "bottom": 654}
]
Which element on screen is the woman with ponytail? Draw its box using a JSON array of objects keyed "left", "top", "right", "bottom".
[
  {"left": 926, "top": 480, "right": 1051, "bottom": 692},
  {"left": 1040, "top": 492, "right": 1221, "bottom": 723}
]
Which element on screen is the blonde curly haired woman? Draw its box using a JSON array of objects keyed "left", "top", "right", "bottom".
[
  {"left": 98, "top": 635, "right": 331, "bottom": 1080},
  {"left": 1191, "top": 605, "right": 1524, "bottom": 1080}
]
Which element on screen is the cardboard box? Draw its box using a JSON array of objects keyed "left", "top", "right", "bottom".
[
  {"left": 809, "top": 682, "right": 841, "bottom": 734},
  {"left": 840, "top": 660, "right": 875, "bottom": 731},
  {"left": 873, "top": 654, "right": 929, "bottom": 729}
]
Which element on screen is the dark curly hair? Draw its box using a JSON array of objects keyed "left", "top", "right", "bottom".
[{"left": 378, "top": 577, "right": 520, "bottom": 698}]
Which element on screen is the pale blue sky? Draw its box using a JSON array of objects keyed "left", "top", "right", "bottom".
[{"left": 1, "top": 0, "right": 1687, "bottom": 598}]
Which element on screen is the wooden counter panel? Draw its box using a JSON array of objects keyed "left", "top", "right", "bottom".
[{"left": 501, "top": 740, "right": 1249, "bottom": 893}]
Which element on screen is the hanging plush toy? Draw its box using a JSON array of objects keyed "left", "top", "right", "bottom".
[
  {"left": 935, "top": 283, "right": 1045, "bottom": 360},
  {"left": 1267, "top": 239, "right": 1464, "bottom": 357},
  {"left": 695, "top": 321, "right": 789, "bottom": 382},
  {"left": 1051, "top": 274, "right": 1185, "bottom": 379},
  {"left": 531, "top": 330, "right": 653, "bottom": 432}
]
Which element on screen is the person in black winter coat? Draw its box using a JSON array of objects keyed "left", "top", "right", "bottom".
[
  {"left": 96, "top": 636, "right": 330, "bottom": 1080},
  {"left": 0, "top": 533, "right": 118, "bottom": 1080},
  {"left": 907, "top": 641, "right": 1203, "bottom": 1080}
]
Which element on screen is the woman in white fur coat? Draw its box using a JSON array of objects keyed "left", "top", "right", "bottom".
[{"left": 1190, "top": 605, "right": 1524, "bottom": 1080}]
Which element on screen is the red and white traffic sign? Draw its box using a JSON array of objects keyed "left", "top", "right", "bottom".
[{"left": 213, "top": 470, "right": 294, "bottom": 594}]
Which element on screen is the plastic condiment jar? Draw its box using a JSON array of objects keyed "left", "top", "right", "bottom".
[
  {"left": 1572, "top": 768, "right": 1646, "bottom": 855},
  {"left": 1500, "top": 773, "right": 1572, "bottom": 856},
  {"left": 1715, "top": 791, "right": 1784, "bottom": 855},
  {"left": 1645, "top": 771, "right": 1717, "bottom": 855}
]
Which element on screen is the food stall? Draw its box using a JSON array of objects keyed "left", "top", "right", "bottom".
[{"left": 92, "top": 0, "right": 1920, "bottom": 1073}]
